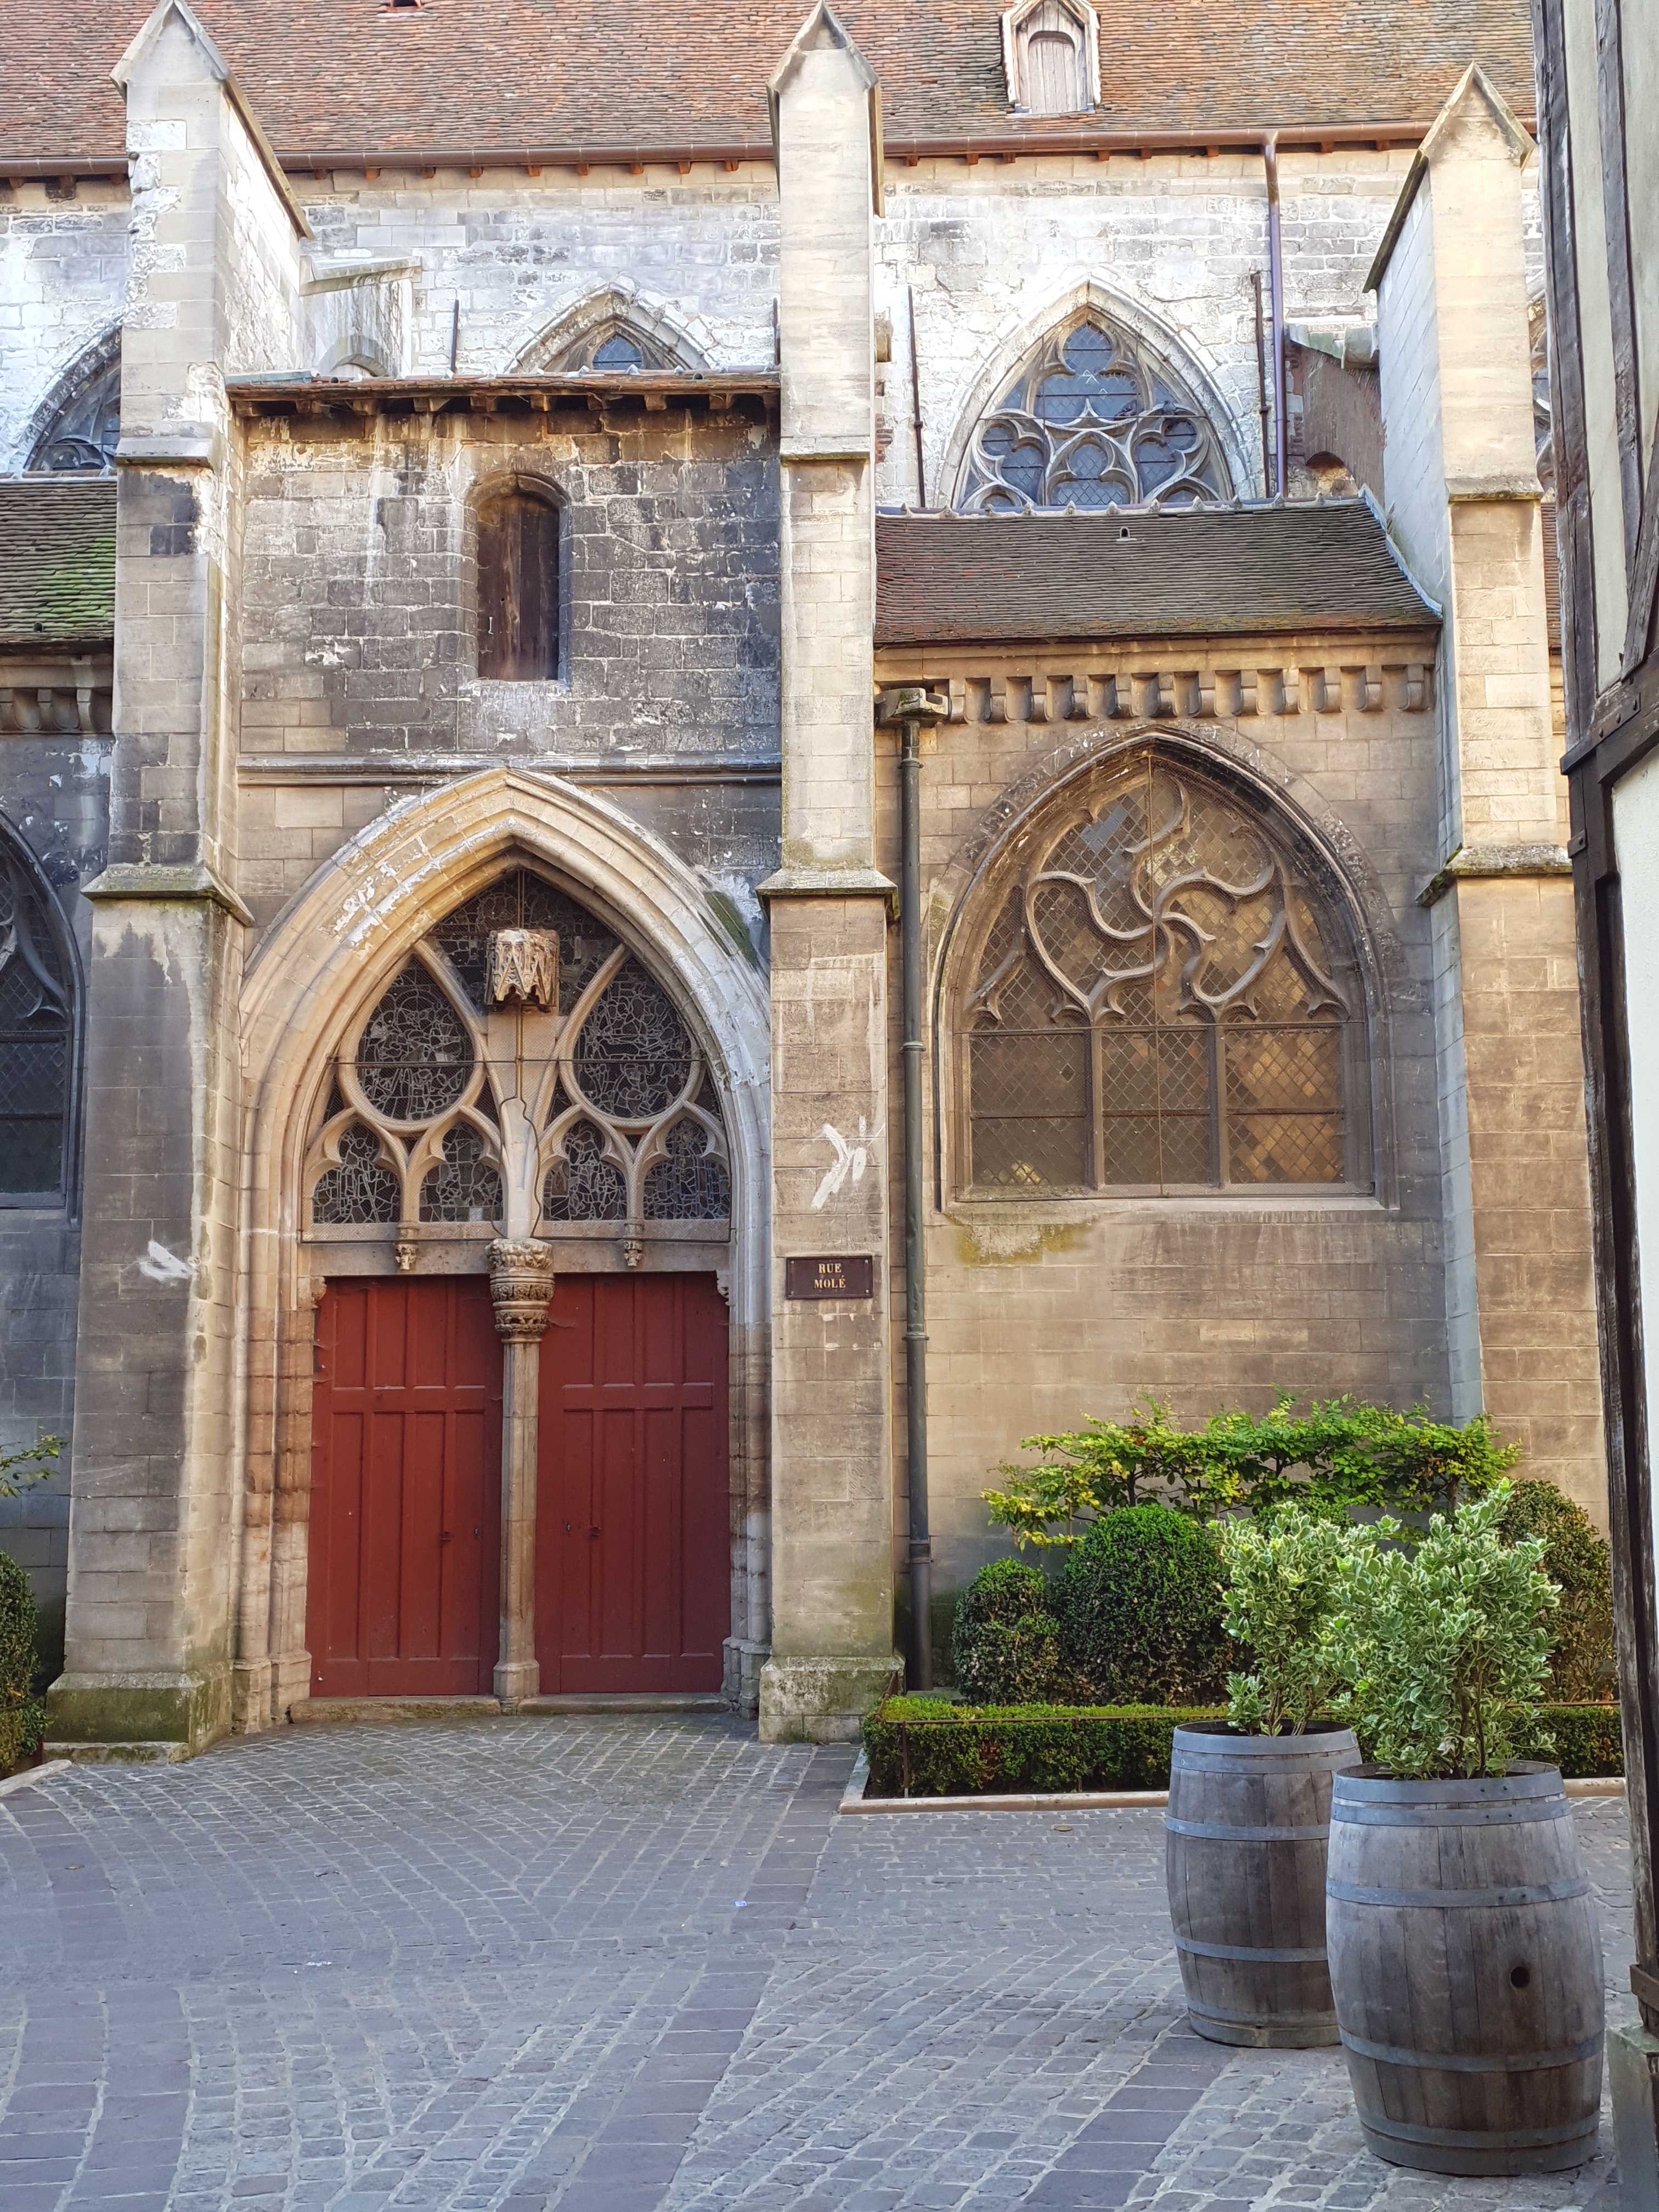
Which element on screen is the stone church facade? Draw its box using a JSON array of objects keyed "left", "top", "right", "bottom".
[{"left": 0, "top": 0, "right": 1601, "bottom": 1752}]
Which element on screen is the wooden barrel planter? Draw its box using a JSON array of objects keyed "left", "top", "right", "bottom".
[
  {"left": 1165, "top": 1722, "right": 1358, "bottom": 2047},
  {"left": 1327, "top": 1763, "right": 1605, "bottom": 2175}
]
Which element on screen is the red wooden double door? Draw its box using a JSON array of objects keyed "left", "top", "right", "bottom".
[{"left": 308, "top": 1274, "right": 729, "bottom": 1697}]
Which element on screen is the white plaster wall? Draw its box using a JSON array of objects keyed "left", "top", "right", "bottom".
[
  {"left": 1613, "top": 746, "right": 1659, "bottom": 1596},
  {"left": 0, "top": 192, "right": 129, "bottom": 471}
]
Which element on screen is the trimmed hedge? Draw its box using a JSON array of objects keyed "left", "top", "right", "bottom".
[
  {"left": 861, "top": 1696, "right": 1624, "bottom": 1798},
  {"left": 1054, "top": 1504, "right": 1228, "bottom": 1705},
  {"left": 0, "top": 1551, "right": 46, "bottom": 1777},
  {"left": 951, "top": 1558, "right": 1062, "bottom": 1705}
]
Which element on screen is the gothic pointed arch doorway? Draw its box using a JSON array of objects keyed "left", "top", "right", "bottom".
[{"left": 269, "top": 824, "right": 759, "bottom": 1710}]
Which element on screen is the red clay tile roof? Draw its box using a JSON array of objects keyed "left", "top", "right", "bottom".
[
  {"left": 873, "top": 505, "right": 1440, "bottom": 646},
  {"left": 0, "top": 479, "right": 116, "bottom": 647},
  {"left": 2, "top": 0, "right": 1534, "bottom": 170}
]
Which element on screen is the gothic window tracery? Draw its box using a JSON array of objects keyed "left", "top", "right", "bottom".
[
  {"left": 959, "top": 317, "right": 1230, "bottom": 512},
  {"left": 27, "top": 346, "right": 121, "bottom": 474},
  {"left": 957, "top": 752, "right": 1367, "bottom": 1195},
  {"left": 0, "top": 841, "right": 74, "bottom": 1202},
  {"left": 306, "top": 869, "right": 731, "bottom": 1240},
  {"left": 555, "top": 323, "right": 674, "bottom": 373}
]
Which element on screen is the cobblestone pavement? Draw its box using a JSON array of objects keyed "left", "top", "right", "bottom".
[{"left": 0, "top": 1717, "right": 1638, "bottom": 2212}]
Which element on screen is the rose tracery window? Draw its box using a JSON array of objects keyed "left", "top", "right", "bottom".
[
  {"left": 958, "top": 754, "right": 1367, "bottom": 1195},
  {"left": 959, "top": 317, "right": 1229, "bottom": 512},
  {"left": 307, "top": 868, "right": 731, "bottom": 1239}
]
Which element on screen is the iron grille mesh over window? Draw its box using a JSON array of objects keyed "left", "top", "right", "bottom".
[
  {"left": 959, "top": 317, "right": 1229, "bottom": 512},
  {"left": 308, "top": 868, "right": 731, "bottom": 1234},
  {"left": 959, "top": 754, "right": 1365, "bottom": 1195},
  {"left": 0, "top": 847, "right": 73, "bottom": 1201}
]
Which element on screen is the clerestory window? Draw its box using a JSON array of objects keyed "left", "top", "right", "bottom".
[
  {"left": 956, "top": 751, "right": 1370, "bottom": 1197},
  {"left": 476, "top": 486, "right": 560, "bottom": 681},
  {"left": 0, "top": 838, "right": 75, "bottom": 1205},
  {"left": 959, "top": 314, "right": 1230, "bottom": 512}
]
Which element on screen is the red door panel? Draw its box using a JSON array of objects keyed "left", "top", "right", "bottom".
[
  {"left": 536, "top": 1274, "right": 730, "bottom": 1693},
  {"left": 307, "top": 1277, "right": 502, "bottom": 1697}
]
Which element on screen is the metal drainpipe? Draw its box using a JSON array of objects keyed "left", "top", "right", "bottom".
[
  {"left": 882, "top": 685, "right": 947, "bottom": 1691},
  {"left": 1263, "top": 136, "right": 1286, "bottom": 497}
]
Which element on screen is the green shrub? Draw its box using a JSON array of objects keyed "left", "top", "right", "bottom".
[
  {"left": 951, "top": 1559, "right": 1063, "bottom": 1704},
  {"left": 1219, "top": 1507, "right": 1350, "bottom": 1734},
  {"left": 983, "top": 1396, "right": 1519, "bottom": 1547},
  {"left": 862, "top": 1697, "right": 1226, "bottom": 1796},
  {"left": 1054, "top": 1504, "right": 1228, "bottom": 1705},
  {"left": 1497, "top": 1481, "right": 1616, "bottom": 1704},
  {"left": 0, "top": 1551, "right": 46, "bottom": 1775},
  {"left": 863, "top": 1696, "right": 1622, "bottom": 1797},
  {"left": 1326, "top": 1485, "right": 1556, "bottom": 1779}
]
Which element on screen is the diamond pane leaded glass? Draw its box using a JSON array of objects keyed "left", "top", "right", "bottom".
[{"left": 963, "top": 754, "right": 1358, "bottom": 1195}]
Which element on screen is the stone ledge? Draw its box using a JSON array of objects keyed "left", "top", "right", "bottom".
[
  {"left": 1417, "top": 842, "right": 1572, "bottom": 907},
  {"left": 82, "top": 861, "right": 255, "bottom": 924}
]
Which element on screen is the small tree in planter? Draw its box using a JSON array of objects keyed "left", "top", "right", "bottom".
[
  {"left": 1166, "top": 1506, "right": 1357, "bottom": 2050},
  {"left": 1320, "top": 1486, "right": 1605, "bottom": 2176}
]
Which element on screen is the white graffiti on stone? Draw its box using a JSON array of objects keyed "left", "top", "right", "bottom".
[
  {"left": 138, "top": 1240, "right": 194, "bottom": 1284},
  {"left": 811, "top": 1119, "right": 881, "bottom": 1212}
]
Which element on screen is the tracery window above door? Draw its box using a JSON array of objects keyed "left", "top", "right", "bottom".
[
  {"left": 307, "top": 868, "right": 731, "bottom": 1253},
  {"left": 958, "top": 316, "right": 1230, "bottom": 512},
  {"left": 28, "top": 346, "right": 121, "bottom": 473},
  {"left": 957, "top": 751, "right": 1368, "bottom": 1197},
  {"left": 0, "top": 842, "right": 74, "bottom": 1204}
]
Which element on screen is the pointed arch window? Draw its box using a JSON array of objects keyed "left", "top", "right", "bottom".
[
  {"left": 956, "top": 750, "right": 1370, "bottom": 1196},
  {"left": 0, "top": 837, "right": 76, "bottom": 1204},
  {"left": 27, "top": 341, "right": 121, "bottom": 474},
  {"left": 476, "top": 486, "right": 560, "bottom": 681},
  {"left": 307, "top": 868, "right": 732, "bottom": 1242},
  {"left": 959, "top": 315, "right": 1230, "bottom": 512}
]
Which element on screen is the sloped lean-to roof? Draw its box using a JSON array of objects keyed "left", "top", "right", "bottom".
[
  {"left": 0, "top": 480, "right": 117, "bottom": 648},
  {"left": 1, "top": 0, "right": 1536, "bottom": 170},
  {"left": 873, "top": 505, "right": 1440, "bottom": 647}
]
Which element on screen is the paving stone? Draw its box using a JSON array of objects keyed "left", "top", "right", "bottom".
[{"left": 0, "top": 1722, "right": 1639, "bottom": 2212}]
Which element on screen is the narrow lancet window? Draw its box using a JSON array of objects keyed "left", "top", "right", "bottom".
[{"left": 477, "top": 488, "right": 559, "bottom": 681}]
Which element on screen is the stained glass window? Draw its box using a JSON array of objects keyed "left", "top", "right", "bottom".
[
  {"left": 573, "top": 958, "right": 693, "bottom": 1120},
  {"left": 643, "top": 1113, "right": 732, "bottom": 1221},
  {"left": 354, "top": 962, "right": 472, "bottom": 1122},
  {"left": 0, "top": 847, "right": 72, "bottom": 1200},
  {"left": 961, "top": 752, "right": 1361, "bottom": 1194},
  {"left": 960, "top": 317, "right": 1229, "bottom": 512},
  {"left": 418, "top": 1125, "right": 503, "bottom": 1224},
  {"left": 543, "top": 1120, "right": 628, "bottom": 1221},
  {"left": 312, "top": 1123, "right": 400, "bottom": 1224}
]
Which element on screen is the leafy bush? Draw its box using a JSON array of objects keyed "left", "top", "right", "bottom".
[
  {"left": 0, "top": 1434, "right": 61, "bottom": 1501},
  {"left": 1325, "top": 1485, "right": 1556, "bottom": 1779},
  {"left": 1054, "top": 1504, "right": 1228, "bottom": 1706},
  {"left": 0, "top": 1551, "right": 46, "bottom": 1775},
  {"left": 1497, "top": 1481, "right": 1616, "bottom": 1704},
  {"left": 984, "top": 1396, "right": 1519, "bottom": 1547},
  {"left": 862, "top": 1697, "right": 1226, "bottom": 1796},
  {"left": 951, "top": 1558, "right": 1063, "bottom": 1705},
  {"left": 1219, "top": 1507, "right": 1349, "bottom": 1734},
  {"left": 862, "top": 1696, "right": 1622, "bottom": 1797}
]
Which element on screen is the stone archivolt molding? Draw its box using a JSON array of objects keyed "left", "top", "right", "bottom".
[
  {"left": 233, "top": 765, "right": 774, "bottom": 1730},
  {"left": 507, "top": 282, "right": 715, "bottom": 376}
]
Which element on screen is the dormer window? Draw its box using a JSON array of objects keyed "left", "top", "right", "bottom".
[{"left": 1001, "top": 0, "right": 1099, "bottom": 117}]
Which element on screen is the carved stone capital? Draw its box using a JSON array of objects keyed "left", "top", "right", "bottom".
[
  {"left": 488, "top": 1237, "right": 556, "bottom": 1341},
  {"left": 487, "top": 928, "right": 560, "bottom": 1009}
]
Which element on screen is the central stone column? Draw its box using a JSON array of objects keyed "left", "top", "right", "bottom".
[{"left": 487, "top": 1237, "right": 555, "bottom": 1709}]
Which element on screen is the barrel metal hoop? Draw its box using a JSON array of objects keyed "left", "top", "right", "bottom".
[
  {"left": 1175, "top": 1934, "right": 1329, "bottom": 1963},
  {"left": 1174, "top": 1757, "right": 1349, "bottom": 1776},
  {"left": 1327, "top": 1876, "right": 1591, "bottom": 1909},
  {"left": 1358, "top": 2112, "right": 1601, "bottom": 2151},
  {"left": 1166, "top": 1817, "right": 1331, "bottom": 1841},
  {"left": 1331, "top": 1799, "right": 1571, "bottom": 1829},
  {"left": 1191, "top": 1998, "right": 1338, "bottom": 2028},
  {"left": 1339, "top": 2028, "right": 1602, "bottom": 2074}
]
